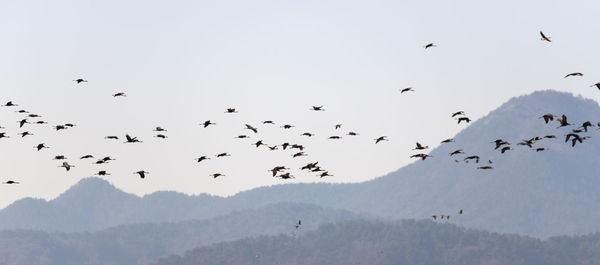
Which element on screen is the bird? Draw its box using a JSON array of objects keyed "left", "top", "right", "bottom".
[
  {"left": 80, "top": 155, "right": 94, "bottom": 159},
  {"left": 281, "top": 124, "right": 294, "bottom": 129},
  {"left": 449, "top": 149, "right": 464, "bottom": 156},
  {"left": 277, "top": 172, "right": 295, "bottom": 179},
  {"left": 540, "top": 31, "right": 551, "bottom": 42},
  {"left": 34, "top": 121, "right": 48, "bottom": 124},
  {"left": 64, "top": 123, "right": 76, "bottom": 127},
  {"left": 347, "top": 132, "right": 359, "bottom": 136},
  {"left": 216, "top": 152, "right": 231, "bottom": 158},
  {"left": 3, "top": 101, "right": 18, "bottom": 107},
  {"left": 301, "top": 132, "right": 314, "bottom": 137},
  {"left": 270, "top": 166, "right": 289, "bottom": 177},
  {"left": 210, "top": 173, "right": 225, "bottom": 178},
  {"left": 201, "top": 120, "right": 216, "bottom": 128},
  {"left": 292, "top": 152, "right": 307, "bottom": 158},
  {"left": 580, "top": 121, "right": 593, "bottom": 132},
  {"left": 564, "top": 72, "right": 583, "bottom": 78},
  {"left": 535, "top": 148, "right": 546, "bottom": 152},
  {"left": 335, "top": 124, "right": 342, "bottom": 130},
  {"left": 245, "top": 124, "right": 258, "bottom": 133},
  {"left": 557, "top": 114, "right": 572, "bottom": 128},
  {"left": 400, "top": 87, "right": 414, "bottom": 93},
  {"left": 3, "top": 180, "right": 19, "bottom": 184},
  {"left": 73, "top": 78, "right": 88, "bottom": 83},
  {"left": 235, "top": 135, "right": 250, "bottom": 139},
  {"left": 413, "top": 142, "right": 429, "bottom": 150},
  {"left": 451, "top": 111, "right": 465, "bottom": 117},
  {"left": 424, "top": 43, "right": 437, "bottom": 49},
  {"left": 441, "top": 138, "right": 455, "bottom": 143},
  {"left": 268, "top": 145, "right": 279, "bottom": 150},
  {"left": 19, "top": 131, "right": 33, "bottom": 137},
  {"left": 300, "top": 162, "right": 319, "bottom": 171},
  {"left": 539, "top": 113, "right": 554, "bottom": 124},
  {"left": 225, "top": 108, "right": 238, "bottom": 113},
  {"left": 565, "top": 133, "right": 583, "bottom": 147},
  {"left": 59, "top": 162, "right": 75, "bottom": 171},
  {"left": 263, "top": 120, "right": 275, "bottom": 124},
  {"left": 374, "top": 136, "right": 388, "bottom": 144},
  {"left": 328, "top": 136, "right": 342, "bottom": 140},
  {"left": 500, "top": 146, "right": 512, "bottom": 154},
  {"left": 319, "top": 171, "right": 332, "bottom": 178},
  {"left": 27, "top": 113, "right": 41, "bottom": 118},
  {"left": 459, "top": 209, "right": 463, "bottom": 215},
  {"left": 253, "top": 140, "right": 266, "bottom": 148},
  {"left": 53, "top": 125, "right": 67, "bottom": 131},
  {"left": 291, "top": 144, "right": 305, "bottom": 151},
  {"left": 456, "top": 117, "right": 471, "bottom": 124},
  {"left": 544, "top": 135, "right": 556, "bottom": 139},
  {"left": 153, "top": 127, "right": 167, "bottom": 132},
  {"left": 104, "top": 136, "right": 119, "bottom": 140},
  {"left": 35, "top": 143, "right": 49, "bottom": 151},
  {"left": 112, "top": 92, "right": 126, "bottom": 97},
  {"left": 96, "top": 170, "right": 110, "bottom": 176},
  {"left": 295, "top": 220, "right": 302, "bottom": 229},
  {"left": 134, "top": 170, "right": 149, "bottom": 179},
  {"left": 410, "top": 153, "right": 432, "bottom": 160},
  {"left": 281, "top": 143, "right": 290, "bottom": 150},
  {"left": 492, "top": 139, "right": 510, "bottom": 149},
  {"left": 53, "top": 155, "right": 67, "bottom": 160},
  {"left": 124, "top": 134, "right": 142, "bottom": 143},
  {"left": 18, "top": 119, "right": 29, "bottom": 128},
  {"left": 154, "top": 134, "right": 168, "bottom": 139},
  {"left": 590, "top": 83, "right": 600, "bottom": 90},
  {"left": 464, "top": 156, "right": 480, "bottom": 163},
  {"left": 432, "top": 215, "right": 437, "bottom": 220},
  {"left": 477, "top": 166, "right": 493, "bottom": 170},
  {"left": 311, "top": 106, "right": 325, "bottom": 111},
  {"left": 0, "top": 132, "right": 10, "bottom": 139},
  {"left": 196, "top": 156, "right": 210, "bottom": 162}
]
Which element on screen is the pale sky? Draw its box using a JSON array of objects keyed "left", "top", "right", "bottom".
[{"left": 0, "top": 0, "right": 599, "bottom": 209}]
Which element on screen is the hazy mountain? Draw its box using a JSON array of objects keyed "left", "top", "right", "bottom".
[
  {"left": 155, "top": 219, "right": 600, "bottom": 265},
  {"left": 1, "top": 90, "right": 599, "bottom": 237},
  {"left": 0, "top": 202, "right": 360, "bottom": 265}
]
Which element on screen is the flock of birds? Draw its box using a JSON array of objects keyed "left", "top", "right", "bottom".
[{"left": 2, "top": 31, "right": 600, "bottom": 229}]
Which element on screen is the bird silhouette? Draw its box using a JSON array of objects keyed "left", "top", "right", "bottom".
[
  {"left": 253, "top": 140, "right": 266, "bottom": 148},
  {"left": 196, "top": 156, "right": 210, "bottom": 162},
  {"left": 328, "top": 136, "right": 342, "bottom": 140},
  {"left": 153, "top": 127, "right": 167, "bottom": 132},
  {"left": 281, "top": 124, "right": 294, "bottom": 129},
  {"left": 319, "top": 171, "right": 332, "bottom": 178},
  {"left": 53, "top": 155, "right": 67, "bottom": 160},
  {"left": 80, "top": 155, "right": 94, "bottom": 159},
  {"left": 456, "top": 117, "right": 471, "bottom": 124},
  {"left": 539, "top": 114, "right": 554, "bottom": 124},
  {"left": 201, "top": 120, "right": 216, "bottom": 128},
  {"left": 301, "top": 132, "right": 315, "bottom": 137},
  {"left": 96, "top": 170, "right": 110, "bottom": 176},
  {"left": 464, "top": 156, "right": 480, "bottom": 163},
  {"left": 292, "top": 152, "right": 307, "bottom": 158},
  {"left": 19, "top": 131, "right": 33, "bottom": 137},
  {"left": 134, "top": 170, "right": 149, "bottom": 179},
  {"left": 59, "top": 162, "right": 75, "bottom": 171},
  {"left": 500, "top": 146, "right": 512, "bottom": 154},
  {"left": 347, "top": 132, "right": 359, "bottom": 136},
  {"left": 580, "top": 121, "right": 593, "bottom": 132},
  {"left": 3, "top": 101, "right": 18, "bottom": 107},
  {"left": 154, "top": 134, "right": 168, "bottom": 139},
  {"left": 424, "top": 43, "right": 437, "bottom": 49},
  {"left": 590, "top": 83, "right": 600, "bottom": 90},
  {"left": 18, "top": 119, "right": 29, "bottom": 128},
  {"left": 564, "top": 72, "right": 583, "bottom": 78},
  {"left": 540, "top": 31, "right": 551, "bottom": 42},
  {"left": 374, "top": 136, "right": 388, "bottom": 144},
  {"left": 73, "top": 78, "right": 88, "bottom": 83},
  {"left": 104, "top": 136, "right": 119, "bottom": 140},
  {"left": 295, "top": 220, "right": 302, "bottom": 229},
  {"left": 112, "top": 92, "right": 126, "bottom": 97},
  {"left": 35, "top": 143, "right": 49, "bottom": 151},
  {"left": 210, "top": 173, "right": 225, "bottom": 178},
  {"left": 235, "top": 135, "right": 250, "bottom": 139},
  {"left": 245, "top": 124, "right": 258, "bottom": 133},
  {"left": 124, "top": 134, "right": 142, "bottom": 143},
  {"left": 477, "top": 166, "right": 493, "bottom": 170},
  {"left": 216, "top": 152, "right": 231, "bottom": 158},
  {"left": 3, "top": 180, "right": 19, "bottom": 184},
  {"left": 451, "top": 111, "right": 465, "bottom": 117},
  {"left": 311, "top": 106, "right": 325, "bottom": 111},
  {"left": 410, "top": 153, "right": 432, "bottom": 160},
  {"left": 449, "top": 149, "right": 464, "bottom": 156},
  {"left": 400, "top": 87, "right": 414, "bottom": 93},
  {"left": 335, "top": 124, "right": 342, "bottom": 130},
  {"left": 557, "top": 114, "right": 572, "bottom": 128},
  {"left": 441, "top": 138, "right": 455, "bottom": 143},
  {"left": 413, "top": 142, "right": 429, "bottom": 150}
]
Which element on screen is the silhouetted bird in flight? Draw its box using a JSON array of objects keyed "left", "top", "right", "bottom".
[
  {"left": 97, "top": 171, "right": 110, "bottom": 176},
  {"left": 80, "top": 155, "right": 94, "bottom": 159},
  {"left": 540, "top": 31, "right": 551, "bottom": 42},
  {"left": 281, "top": 124, "right": 294, "bottom": 129},
  {"left": 235, "top": 135, "right": 250, "bottom": 139},
  {"left": 544, "top": 135, "right": 556, "bottom": 139},
  {"left": 134, "top": 170, "right": 149, "bottom": 179},
  {"left": 441, "top": 138, "right": 454, "bottom": 143},
  {"left": 413, "top": 142, "right": 429, "bottom": 150},
  {"left": 539, "top": 113, "right": 554, "bottom": 124},
  {"left": 154, "top": 134, "right": 167, "bottom": 139},
  {"left": 335, "top": 124, "right": 342, "bottom": 130},
  {"left": 3, "top": 180, "right": 19, "bottom": 184},
  {"left": 492, "top": 139, "right": 510, "bottom": 149},
  {"left": 291, "top": 144, "right": 304, "bottom": 150},
  {"left": 53, "top": 125, "right": 67, "bottom": 131},
  {"left": 449, "top": 149, "right": 464, "bottom": 156},
  {"left": 375, "top": 136, "right": 388, "bottom": 144},
  {"left": 35, "top": 143, "right": 49, "bottom": 151},
  {"left": 477, "top": 166, "right": 493, "bottom": 170},
  {"left": 590, "top": 83, "right": 600, "bottom": 90},
  {"left": 104, "top": 136, "right": 119, "bottom": 140},
  {"left": 210, "top": 173, "right": 225, "bottom": 178},
  {"left": 535, "top": 148, "right": 546, "bottom": 152},
  {"left": 3, "top": 101, "right": 18, "bottom": 107},
  {"left": 19, "top": 131, "right": 33, "bottom": 137},
  {"left": 27, "top": 113, "right": 41, "bottom": 118},
  {"left": 311, "top": 106, "right": 325, "bottom": 111},
  {"left": 565, "top": 133, "right": 583, "bottom": 147},
  {"left": 580, "top": 121, "right": 593, "bottom": 132},
  {"left": 263, "top": 120, "right": 275, "bottom": 124},
  {"left": 329, "top": 136, "right": 342, "bottom": 139},
  {"left": 301, "top": 162, "right": 319, "bottom": 171},
  {"left": 451, "top": 111, "right": 465, "bottom": 117},
  {"left": 432, "top": 215, "right": 437, "bottom": 220},
  {"left": 73, "top": 78, "right": 88, "bottom": 83},
  {"left": 34, "top": 120, "right": 48, "bottom": 124},
  {"left": 59, "top": 162, "right": 74, "bottom": 171},
  {"left": 196, "top": 156, "right": 210, "bottom": 162},
  {"left": 295, "top": 220, "right": 302, "bottom": 229},
  {"left": 253, "top": 140, "right": 266, "bottom": 148},
  {"left": 277, "top": 172, "right": 294, "bottom": 179},
  {"left": 347, "top": 132, "right": 359, "bottom": 136},
  {"left": 225, "top": 108, "right": 238, "bottom": 113},
  {"left": 245, "top": 124, "right": 258, "bottom": 133},
  {"left": 459, "top": 209, "right": 463, "bottom": 215},
  {"left": 424, "top": 43, "right": 437, "bottom": 49},
  {"left": 500, "top": 146, "right": 512, "bottom": 154},
  {"left": 153, "top": 127, "right": 167, "bottom": 132},
  {"left": 292, "top": 152, "right": 307, "bottom": 158},
  {"left": 216, "top": 153, "right": 231, "bottom": 158},
  {"left": 319, "top": 171, "right": 332, "bottom": 178},
  {"left": 557, "top": 114, "right": 572, "bottom": 128},
  {"left": 53, "top": 155, "right": 66, "bottom": 160},
  {"left": 564, "top": 72, "right": 583, "bottom": 78},
  {"left": 400, "top": 87, "right": 414, "bottom": 93},
  {"left": 270, "top": 166, "right": 289, "bottom": 177},
  {"left": 202, "top": 120, "right": 216, "bottom": 128},
  {"left": 410, "top": 153, "right": 432, "bottom": 160},
  {"left": 456, "top": 117, "right": 471, "bottom": 124},
  {"left": 464, "top": 156, "right": 480, "bottom": 163},
  {"left": 112, "top": 92, "right": 126, "bottom": 97},
  {"left": 124, "top": 134, "right": 142, "bottom": 143},
  {"left": 301, "top": 132, "right": 314, "bottom": 137},
  {"left": 18, "top": 119, "right": 29, "bottom": 128},
  {"left": 0, "top": 133, "right": 8, "bottom": 139}
]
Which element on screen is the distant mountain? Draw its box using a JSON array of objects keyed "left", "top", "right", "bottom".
[
  {"left": 155, "top": 219, "right": 600, "bottom": 265},
  {"left": 2, "top": 90, "right": 600, "bottom": 237},
  {"left": 0, "top": 202, "right": 360, "bottom": 265}
]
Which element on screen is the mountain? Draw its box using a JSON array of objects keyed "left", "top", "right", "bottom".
[
  {"left": 155, "top": 219, "right": 600, "bottom": 265},
  {"left": 1, "top": 90, "right": 600, "bottom": 237},
  {"left": 0, "top": 202, "right": 360, "bottom": 265}
]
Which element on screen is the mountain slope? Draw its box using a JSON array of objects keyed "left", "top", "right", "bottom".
[
  {"left": 155, "top": 219, "right": 600, "bottom": 265},
  {"left": 1, "top": 90, "right": 599, "bottom": 237},
  {"left": 0, "top": 202, "right": 360, "bottom": 265}
]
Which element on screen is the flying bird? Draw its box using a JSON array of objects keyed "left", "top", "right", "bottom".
[
  {"left": 557, "top": 114, "right": 572, "bottom": 128},
  {"left": 112, "top": 92, "right": 126, "bottom": 97},
  {"left": 134, "top": 170, "right": 149, "bottom": 179},
  {"left": 564, "top": 72, "right": 583, "bottom": 78},
  {"left": 153, "top": 127, "right": 167, "bottom": 132},
  {"left": 245, "top": 124, "right": 258, "bottom": 133},
  {"left": 451, "top": 111, "right": 465, "bottom": 117},
  {"left": 400, "top": 87, "right": 414, "bottom": 93},
  {"left": 449, "top": 149, "right": 464, "bottom": 156},
  {"left": 539, "top": 113, "right": 554, "bottom": 124},
  {"left": 375, "top": 136, "right": 388, "bottom": 144},
  {"left": 225, "top": 108, "right": 238, "bottom": 113},
  {"left": 201, "top": 120, "right": 216, "bottom": 128},
  {"left": 124, "top": 134, "right": 142, "bottom": 143},
  {"left": 335, "top": 124, "right": 342, "bottom": 130},
  {"left": 311, "top": 106, "right": 325, "bottom": 111},
  {"left": 3, "top": 180, "right": 19, "bottom": 184},
  {"left": 59, "top": 162, "right": 75, "bottom": 171},
  {"left": 196, "top": 156, "right": 210, "bottom": 163},
  {"left": 424, "top": 43, "right": 437, "bottom": 49},
  {"left": 3, "top": 101, "right": 18, "bottom": 107},
  {"left": 590, "top": 83, "right": 600, "bottom": 90},
  {"left": 210, "top": 173, "right": 225, "bottom": 178},
  {"left": 413, "top": 142, "right": 429, "bottom": 150},
  {"left": 540, "top": 31, "right": 551, "bottom": 42},
  {"left": 347, "top": 132, "right": 359, "bottom": 136},
  {"left": 477, "top": 166, "right": 493, "bottom": 170},
  {"left": 456, "top": 117, "right": 471, "bottom": 124},
  {"left": 80, "top": 155, "right": 94, "bottom": 159},
  {"left": 73, "top": 78, "right": 88, "bottom": 83},
  {"left": 216, "top": 153, "right": 231, "bottom": 158},
  {"left": 35, "top": 143, "right": 49, "bottom": 151}
]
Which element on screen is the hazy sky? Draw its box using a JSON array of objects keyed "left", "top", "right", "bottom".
[{"left": 1, "top": 0, "right": 599, "bottom": 209}]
